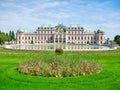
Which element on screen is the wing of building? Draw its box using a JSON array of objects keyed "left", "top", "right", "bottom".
[{"left": 16, "top": 24, "right": 105, "bottom": 45}]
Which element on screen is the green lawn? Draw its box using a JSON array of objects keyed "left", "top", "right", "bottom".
[{"left": 0, "top": 48, "right": 120, "bottom": 90}]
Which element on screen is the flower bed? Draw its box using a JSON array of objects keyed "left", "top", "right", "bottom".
[{"left": 18, "top": 59, "right": 103, "bottom": 78}]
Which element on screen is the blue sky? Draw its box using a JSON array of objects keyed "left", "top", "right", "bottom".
[{"left": 0, "top": 0, "right": 120, "bottom": 40}]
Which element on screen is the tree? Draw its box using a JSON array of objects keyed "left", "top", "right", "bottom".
[
  {"left": 0, "top": 30, "right": 11, "bottom": 45},
  {"left": 11, "top": 31, "right": 15, "bottom": 40},
  {"left": 55, "top": 48, "right": 63, "bottom": 55},
  {"left": 114, "top": 35, "right": 120, "bottom": 44},
  {"left": 9, "top": 30, "right": 15, "bottom": 40}
]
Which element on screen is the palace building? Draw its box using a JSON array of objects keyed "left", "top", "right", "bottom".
[{"left": 16, "top": 24, "right": 105, "bottom": 45}]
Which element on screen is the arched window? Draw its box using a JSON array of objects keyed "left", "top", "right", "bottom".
[
  {"left": 75, "top": 36, "right": 76, "bottom": 40},
  {"left": 25, "top": 37, "right": 27, "bottom": 40},
  {"left": 81, "top": 37, "right": 83, "bottom": 40},
  {"left": 88, "top": 37, "right": 89, "bottom": 40},
  {"left": 91, "top": 37, "right": 93, "bottom": 40},
  {"left": 28, "top": 36, "right": 30, "bottom": 40},
  {"left": 68, "top": 37, "right": 70, "bottom": 40},
  {"left": 84, "top": 37, "right": 86, "bottom": 40},
  {"left": 51, "top": 36, "right": 52, "bottom": 40},
  {"left": 22, "top": 36, "right": 24, "bottom": 40}
]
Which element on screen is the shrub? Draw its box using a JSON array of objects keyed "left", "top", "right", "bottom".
[
  {"left": 55, "top": 48, "right": 63, "bottom": 55},
  {"left": 18, "top": 60, "right": 103, "bottom": 78}
]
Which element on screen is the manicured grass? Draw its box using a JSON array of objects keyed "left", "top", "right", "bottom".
[{"left": 0, "top": 48, "right": 120, "bottom": 90}]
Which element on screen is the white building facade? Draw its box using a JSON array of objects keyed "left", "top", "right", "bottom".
[{"left": 16, "top": 24, "right": 105, "bottom": 45}]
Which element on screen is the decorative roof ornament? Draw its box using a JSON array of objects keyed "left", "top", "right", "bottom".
[
  {"left": 69, "top": 24, "right": 72, "bottom": 27},
  {"left": 48, "top": 24, "right": 51, "bottom": 27},
  {"left": 76, "top": 24, "right": 80, "bottom": 27},
  {"left": 41, "top": 24, "right": 44, "bottom": 27},
  {"left": 55, "top": 24, "right": 66, "bottom": 30}
]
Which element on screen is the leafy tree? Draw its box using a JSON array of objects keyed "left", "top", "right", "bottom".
[
  {"left": 114, "top": 35, "right": 120, "bottom": 44},
  {"left": 0, "top": 30, "right": 11, "bottom": 45}
]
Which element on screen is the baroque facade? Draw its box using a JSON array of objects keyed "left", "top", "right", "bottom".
[{"left": 16, "top": 24, "right": 105, "bottom": 45}]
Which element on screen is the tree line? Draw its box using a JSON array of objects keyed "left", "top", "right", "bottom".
[{"left": 0, "top": 30, "right": 15, "bottom": 45}]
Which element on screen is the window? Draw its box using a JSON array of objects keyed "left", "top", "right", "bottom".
[
  {"left": 91, "top": 37, "right": 93, "bottom": 40},
  {"left": 25, "top": 37, "right": 27, "bottom": 40},
  {"left": 75, "top": 36, "right": 76, "bottom": 40},
  {"left": 68, "top": 37, "right": 70, "bottom": 40},
  {"left": 51, "top": 36, "right": 52, "bottom": 40},
  {"left": 84, "top": 37, "right": 86, "bottom": 40},
  {"left": 94, "top": 37, "right": 96, "bottom": 40},
  {"left": 19, "top": 36, "right": 20, "bottom": 40},
  {"left": 78, "top": 37, "right": 80, "bottom": 40},
  {"left": 88, "top": 37, "right": 89, "bottom": 40},
  {"left": 72, "top": 37, "right": 73, "bottom": 40},
  {"left": 81, "top": 37, "right": 83, "bottom": 40},
  {"left": 22, "top": 37, "right": 24, "bottom": 40},
  {"left": 44, "top": 36, "right": 46, "bottom": 40}
]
